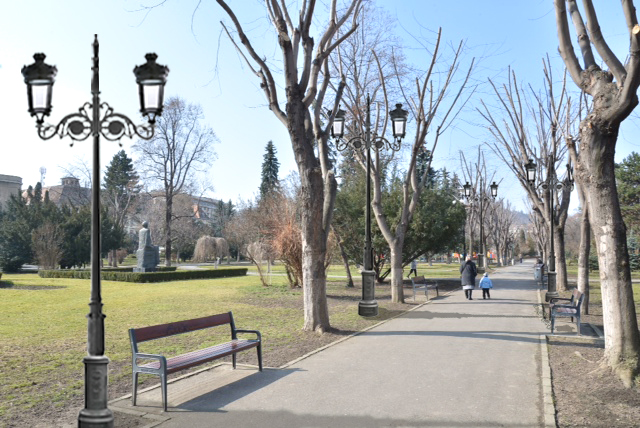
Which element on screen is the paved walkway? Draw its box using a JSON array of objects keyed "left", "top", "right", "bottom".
[{"left": 112, "top": 260, "right": 553, "bottom": 427}]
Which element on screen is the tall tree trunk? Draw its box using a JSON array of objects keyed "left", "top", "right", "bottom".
[
  {"left": 578, "top": 204, "right": 591, "bottom": 314},
  {"left": 289, "top": 98, "right": 331, "bottom": 333},
  {"left": 300, "top": 166, "right": 330, "bottom": 331},
  {"left": 165, "top": 197, "right": 172, "bottom": 267},
  {"left": 389, "top": 239, "right": 405, "bottom": 304},
  {"left": 580, "top": 126, "right": 640, "bottom": 386},
  {"left": 554, "top": 225, "right": 568, "bottom": 292},
  {"left": 333, "top": 226, "right": 354, "bottom": 287}
]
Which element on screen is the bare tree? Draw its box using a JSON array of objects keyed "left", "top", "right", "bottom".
[
  {"left": 487, "top": 199, "right": 517, "bottom": 266},
  {"left": 133, "top": 97, "right": 217, "bottom": 267},
  {"left": 554, "top": 0, "right": 640, "bottom": 385},
  {"left": 528, "top": 205, "right": 547, "bottom": 261},
  {"left": 338, "top": 27, "right": 474, "bottom": 302},
  {"left": 479, "top": 61, "right": 574, "bottom": 291},
  {"left": 223, "top": 200, "right": 254, "bottom": 263},
  {"left": 217, "top": 0, "right": 361, "bottom": 331},
  {"left": 32, "top": 222, "right": 64, "bottom": 270},
  {"left": 459, "top": 148, "right": 495, "bottom": 267}
]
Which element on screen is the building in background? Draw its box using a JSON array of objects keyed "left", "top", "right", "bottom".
[
  {"left": 42, "top": 176, "right": 91, "bottom": 207},
  {"left": 0, "top": 174, "right": 23, "bottom": 207}
]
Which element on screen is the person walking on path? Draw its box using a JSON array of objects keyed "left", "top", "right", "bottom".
[
  {"left": 479, "top": 272, "right": 493, "bottom": 299},
  {"left": 407, "top": 259, "right": 418, "bottom": 278},
  {"left": 460, "top": 255, "right": 477, "bottom": 300}
]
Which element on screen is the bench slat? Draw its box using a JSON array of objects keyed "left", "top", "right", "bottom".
[
  {"left": 139, "top": 339, "right": 259, "bottom": 373},
  {"left": 555, "top": 307, "right": 577, "bottom": 314},
  {"left": 133, "top": 312, "right": 232, "bottom": 342}
]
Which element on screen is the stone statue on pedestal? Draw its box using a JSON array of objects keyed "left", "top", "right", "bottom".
[{"left": 134, "top": 221, "right": 159, "bottom": 272}]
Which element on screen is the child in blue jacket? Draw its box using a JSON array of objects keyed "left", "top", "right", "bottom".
[{"left": 479, "top": 272, "right": 493, "bottom": 299}]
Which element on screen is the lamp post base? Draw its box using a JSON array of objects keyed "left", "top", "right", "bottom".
[
  {"left": 78, "top": 355, "right": 113, "bottom": 428},
  {"left": 359, "top": 270, "right": 378, "bottom": 317},
  {"left": 545, "top": 271, "right": 559, "bottom": 302}
]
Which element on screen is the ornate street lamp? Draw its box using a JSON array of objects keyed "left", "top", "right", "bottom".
[
  {"left": 330, "top": 94, "right": 408, "bottom": 316},
  {"left": 22, "top": 35, "right": 168, "bottom": 428},
  {"left": 21, "top": 53, "right": 57, "bottom": 124},
  {"left": 463, "top": 178, "right": 497, "bottom": 269},
  {"left": 524, "top": 156, "right": 573, "bottom": 301},
  {"left": 463, "top": 181, "right": 472, "bottom": 198},
  {"left": 525, "top": 158, "right": 537, "bottom": 185},
  {"left": 490, "top": 181, "right": 499, "bottom": 199}
]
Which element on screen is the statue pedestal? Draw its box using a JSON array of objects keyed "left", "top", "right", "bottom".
[
  {"left": 135, "top": 246, "right": 159, "bottom": 272},
  {"left": 133, "top": 267, "right": 156, "bottom": 272}
]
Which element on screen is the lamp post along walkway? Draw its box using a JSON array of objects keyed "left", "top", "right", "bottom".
[
  {"left": 463, "top": 179, "right": 498, "bottom": 269},
  {"left": 329, "top": 95, "right": 408, "bottom": 316},
  {"left": 524, "top": 157, "right": 573, "bottom": 301},
  {"left": 21, "top": 35, "right": 169, "bottom": 428}
]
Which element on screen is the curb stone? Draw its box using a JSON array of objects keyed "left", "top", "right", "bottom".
[{"left": 537, "top": 288, "right": 558, "bottom": 428}]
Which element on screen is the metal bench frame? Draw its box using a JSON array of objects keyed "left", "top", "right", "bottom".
[
  {"left": 550, "top": 290, "right": 584, "bottom": 335},
  {"left": 129, "top": 311, "right": 262, "bottom": 411},
  {"left": 410, "top": 275, "right": 438, "bottom": 301}
]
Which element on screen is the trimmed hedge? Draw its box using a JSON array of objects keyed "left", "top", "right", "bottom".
[
  {"left": 38, "top": 268, "right": 248, "bottom": 283},
  {"left": 74, "top": 266, "right": 177, "bottom": 273}
]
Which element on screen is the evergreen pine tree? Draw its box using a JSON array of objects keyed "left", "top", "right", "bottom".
[
  {"left": 260, "top": 141, "right": 280, "bottom": 198},
  {"left": 102, "top": 150, "right": 139, "bottom": 265}
]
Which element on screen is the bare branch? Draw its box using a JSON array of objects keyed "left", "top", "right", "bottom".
[
  {"left": 554, "top": 0, "right": 586, "bottom": 90},
  {"left": 581, "top": 0, "right": 626, "bottom": 84},
  {"left": 217, "top": 1, "right": 287, "bottom": 124},
  {"left": 568, "top": 0, "right": 596, "bottom": 68}
]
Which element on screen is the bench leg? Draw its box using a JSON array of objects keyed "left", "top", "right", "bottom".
[
  {"left": 436, "top": 287, "right": 439, "bottom": 297},
  {"left": 132, "top": 371, "right": 139, "bottom": 406},
  {"left": 576, "top": 316, "right": 581, "bottom": 336},
  {"left": 550, "top": 315, "right": 555, "bottom": 334},
  {"left": 257, "top": 343, "right": 263, "bottom": 371},
  {"left": 232, "top": 353, "right": 237, "bottom": 369},
  {"left": 161, "top": 373, "right": 168, "bottom": 412}
]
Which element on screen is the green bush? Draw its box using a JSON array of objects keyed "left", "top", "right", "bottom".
[
  {"left": 98, "top": 266, "right": 177, "bottom": 273},
  {"left": 38, "top": 268, "right": 247, "bottom": 283}
]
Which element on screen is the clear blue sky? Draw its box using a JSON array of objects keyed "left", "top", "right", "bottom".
[{"left": 1, "top": 0, "right": 638, "bottom": 213}]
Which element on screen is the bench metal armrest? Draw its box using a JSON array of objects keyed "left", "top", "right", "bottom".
[
  {"left": 134, "top": 353, "right": 166, "bottom": 365},
  {"left": 551, "top": 304, "right": 576, "bottom": 312},
  {"left": 549, "top": 297, "right": 571, "bottom": 304},
  {"left": 235, "top": 329, "right": 261, "bottom": 341}
]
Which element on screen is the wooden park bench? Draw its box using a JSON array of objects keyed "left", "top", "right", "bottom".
[
  {"left": 410, "top": 276, "right": 439, "bottom": 301},
  {"left": 549, "top": 289, "right": 584, "bottom": 335},
  {"left": 129, "top": 311, "right": 262, "bottom": 411}
]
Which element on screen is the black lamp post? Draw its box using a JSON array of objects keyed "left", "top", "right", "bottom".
[
  {"left": 330, "top": 95, "right": 408, "bottom": 316},
  {"left": 463, "top": 179, "right": 497, "bottom": 269},
  {"left": 22, "top": 35, "right": 168, "bottom": 428},
  {"left": 524, "top": 157, "right": 573, "bottom": 301}
]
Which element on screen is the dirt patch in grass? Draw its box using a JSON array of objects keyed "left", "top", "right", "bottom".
[
  {"left": 546, "top": 287, "right": 640, "bottom": 428},
  {"left": 3, "top": 278, "right": 456, "bottom": 428}
]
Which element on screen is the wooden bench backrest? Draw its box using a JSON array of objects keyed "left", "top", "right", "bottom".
[
  {"left": 412, "top": 276, "right": 425, "bottom": 284},
  {"left": 131, "top": 312, "right": 234, "bottom": 343}
]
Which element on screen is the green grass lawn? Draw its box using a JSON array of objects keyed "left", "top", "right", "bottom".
[
  {"left": 0, "top": 267, "right": 417, "bottom": 423},
  {"left": 561, "top": 266, "right": 640, "bottom": 307},
  {"left": 241, "top": 261, "right": 465, "bottom": 279}
]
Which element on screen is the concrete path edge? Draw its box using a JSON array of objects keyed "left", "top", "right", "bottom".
[{"left": 537, "top": 288, "right": 558, "bottom": 428}]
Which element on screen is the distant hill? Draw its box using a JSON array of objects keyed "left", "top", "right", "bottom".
[{"left": 513, "top": 210, "right": 530, "bottom": 226}]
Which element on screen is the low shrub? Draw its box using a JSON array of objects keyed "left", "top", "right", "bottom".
[
  {"left": 38, "top": 268, "right": 247, "bottom": 283},
  {"left": 99, "top": 266, "right": 177, "bottom": 273}
]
